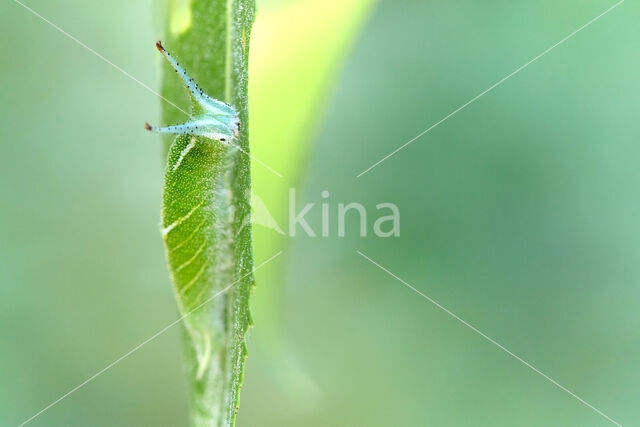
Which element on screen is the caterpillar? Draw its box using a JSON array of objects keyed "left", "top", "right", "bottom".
[{"left": 147, "top": 41, "right": 243, "bottom": 425}]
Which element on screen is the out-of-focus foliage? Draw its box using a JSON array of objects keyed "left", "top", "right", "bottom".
[
  {"left": 2, "top": 0, "right": 640, "bottom": 426},
  {"left": 240, "top": 0, "right": 640, "bottom": 425},
  {"left": 248, "top": 0, "right": 375, "bottom": 380}
]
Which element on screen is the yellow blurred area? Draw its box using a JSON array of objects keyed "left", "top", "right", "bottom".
[
  {"left": 168, "top": 0, "right": 193, "bottom": 36},
  {"left": 249, "top": 0, "right": 374, "bottom": 352}
]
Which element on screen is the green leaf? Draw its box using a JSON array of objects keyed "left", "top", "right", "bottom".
[
  {"left": 249, "top": 0, "right": 375, "bottom": 365},
  {"left": 158, "top": 0, "right": 255, "bottom": 425}
]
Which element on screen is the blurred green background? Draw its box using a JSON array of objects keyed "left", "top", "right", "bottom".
[{"left": 1, "top": 0, "right": 639, "bottom": 425}]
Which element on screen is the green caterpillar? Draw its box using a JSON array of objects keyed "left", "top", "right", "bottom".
[{"left": 147, "top": 41, "right": 250, "bottom": 426}]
